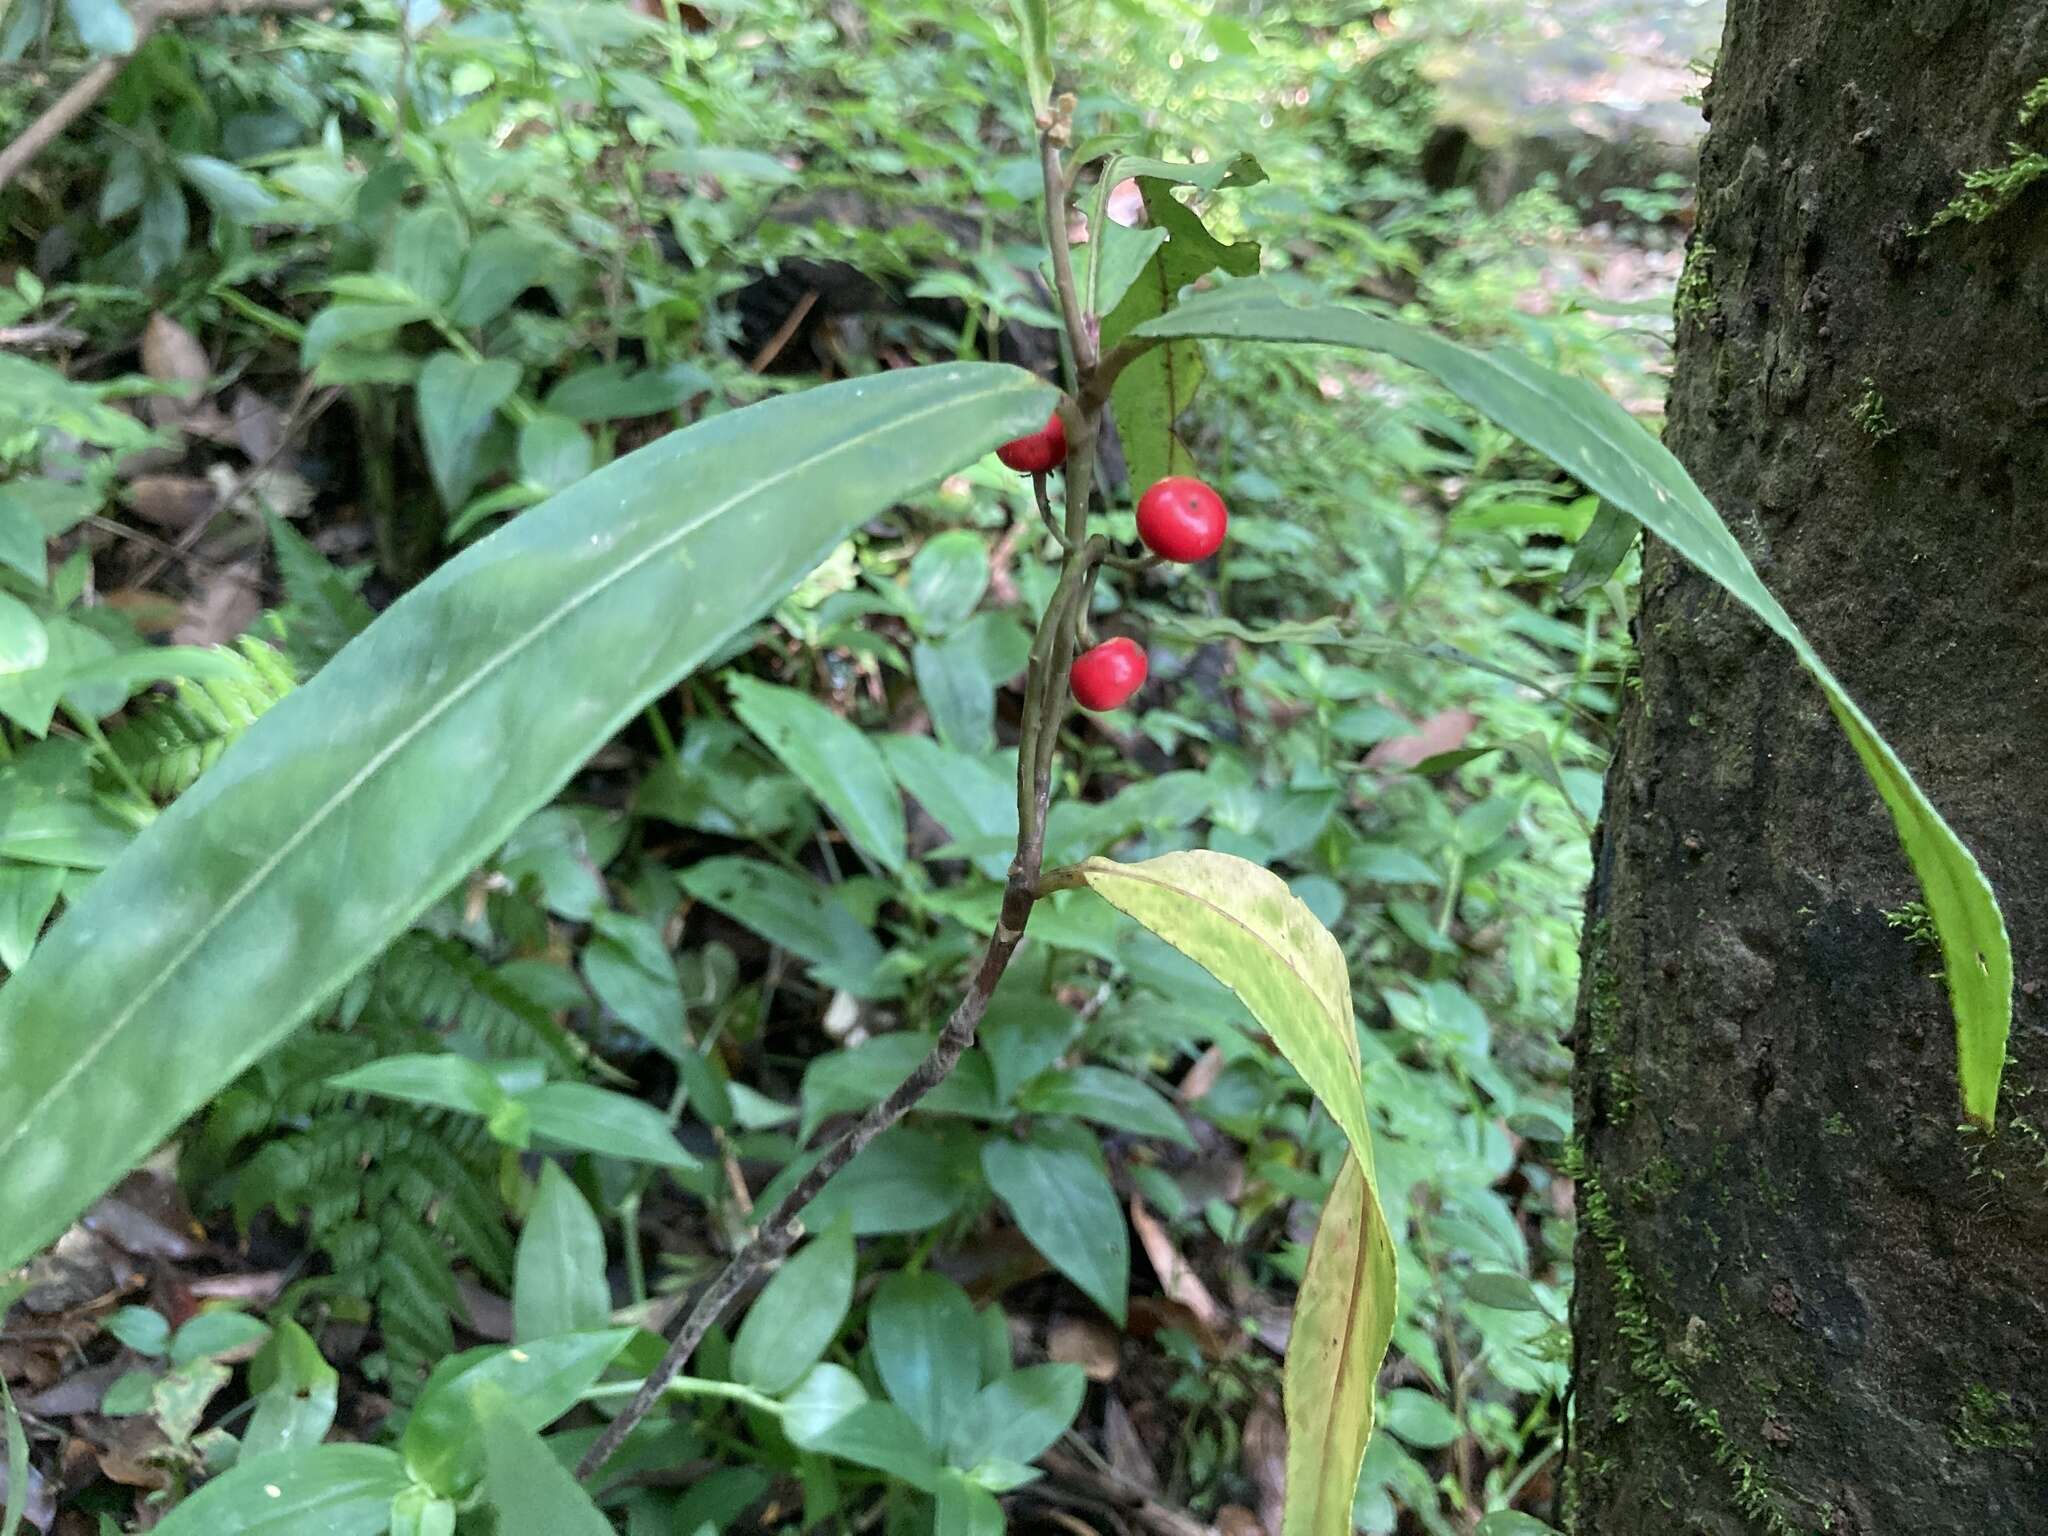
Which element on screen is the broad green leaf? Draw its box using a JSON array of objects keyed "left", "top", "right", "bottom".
[
  {"left": 1100, "top": 185, "right": 1260, "bottom": 494},
  {"left": 804, "top": 1401, "right": 944, "bottom": 1491},
  {"left": 1463, "top": 1270, "right": 1547, "bottom": 1314},
  {"left": 0, "top": 596, "right": 48, "bottom": 674},
  {"left": 518, "top": 414, "right": 594, "bottom": 495},
  {"left": 1137, "top": 281, "right": 2013, "bottom": 1126},
  {"left": 106, "top": 1306, "right": 169, "bottom": 1355},
  {"left": 798, "top": 1123, "right": 975, "bottom": 1235},
  {"left": 0, "top": 361, "right": 1053, "bottom": 1271},
  {"left": 936, "top": 1476, "right": 1005, "bottom": 1536},
  {"left": 0, "top": 864, "right": 63, "bottom": 969},
  {"left": 148, "top": 1445, "right": 409, "bottom": 1536},
  {"left": 1560, "top": 501, "right": 1636, "bottom": 603},
  {"left": 869, "top": 1272, "right": 982, "bottom": 1449},
  {"left": 481, "top": 1409, "right": 612, "bottom": 1536},
  {"left": 912, "top": 611, "right": 1030, "bottom": 758},
  {"left": 300, "top": 302, "right": 430, "bottom": 366},
  {"left": 946, "top": 1364, "right": 1085, "bottom": 1469},
  {"left": 62, "top": 0, "right": 133, "bottom": 54},
  {"left": 648, "top": 147, "right": 800, "bottom": 185},
  {"left": 1475, "top": 1514, "right": 1563, "bottom": 1535},
  {"left": 0, "top": 792, "right": 132, "bottom": 869},
  {"left": 800, "top": 1034, "right": 1001, "bottom": 1140},
  {"left": 1107, "top": 154, "right": 1267, "bottom": 192},
  {"left": 329, "top": 1053, "right": 507, "bottom": 1118},
  {"left": 581, "top": 912, "right": 685, "bottom": 1059},
  {"left": 1053, "top": 850, "right": 1370, "bottom": 1161},
  {"left": 729, "top": 677, "right": 907, "bottom": 872},
  {"left": 732, "top": 1220, "right": 854, "bottom": 1394},
  {"left": 1282, "top": 1154, "right": 1397, "bottom": 1536},
  {"left": 0, "top": 495, "right": 45, "bottom": 587},
  {"left": 1, "top": 1375, "right": 27, "bottom": 1536},
  {"left": 390, "top": 1488, "right": 458, "bottom": 1536},
  {"left": 450, "top": 227, "right": 555, "bottom": 328},
  {"left": 518, "top": 1082, "right": 698, "bottom": 1169},
  {"left": 906, "top": 530, "right": 989, "bottom": 635},
  {"left": 544, "top": 361, "right": 711, "bottom": 421},
  {"left": 404, "top": 1330, "right": 633, "bottom": 1496},
  {"left": 677, "top": 856, "right": 890, "bottom": 997},
  {"left": 242, "top": 1321, "right": 337, "bottom": 1457},
  {"left": 982, "top": 1123, "right": 1127, "bottom": 1324},
  {"left": 1084, "top": 222, "right": 1168, "bottom": 318},
  {"left": 880, "top": 734, "right": 1016, "bottom": 879},
  {"left": 1015, "top": 1065, "right": 1193, "bottom": 1146},
  {"left": 418, "top": 351, "right": 520, "bottom": 511},
  {"left": 1380, "top": 1387, "right": 1460, "bottom": 1449},
  {"left": 515, "top": 1161, "right": 610, "bottom": 1343},
  {"left": 780, "top": 1362, "right": 869, "bottom": 1448},
  {"left": 170, "top": 1309, "right": 269, "bottom": 1365},
  {"left": 176, "top": 156, "right": 279, "bottom": 222},
  {"left": 390, "top": 206, "right": 464, "bottom": 310}
]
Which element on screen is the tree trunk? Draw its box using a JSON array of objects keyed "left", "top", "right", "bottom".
[{"left": 1568, "top": 5, "right": 2048, "bottom": 1534}]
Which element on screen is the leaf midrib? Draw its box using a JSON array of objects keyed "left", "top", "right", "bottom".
[{"left": 0, "top": 375, "right": 1035, "bottom": 1169}]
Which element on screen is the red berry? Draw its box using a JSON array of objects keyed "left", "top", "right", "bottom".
[
  {"left": 1069, "top": 636, "right": 1147, "bottom": 712},
  {"left": 1135, "top": 476, "right": 1228, "bottom": 563},
  {"left": 996, "top": 410, "right": 1068, "bottom": 474}
]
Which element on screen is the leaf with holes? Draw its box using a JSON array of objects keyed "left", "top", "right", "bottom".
[{"left": 0, "top": 363, "right": 1055, "bottom": 1271}]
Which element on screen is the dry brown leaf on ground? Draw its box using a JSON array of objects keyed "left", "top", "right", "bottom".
[
  {"left": 1048, "top": 1315, "right": 1122, "bottom": 1382},
  {"left": 1103, "top": 1393, "right": 1160, "bottom": 1493},
  {"left": 1242, "top": 1402, "right": 1287, "bottom": 1536},
  {"left": 122, "top": 476, "right": 217, "bottom": 531},
  {"left": 1176, "top": 1046, "right": 1225, "bottom": 1104},
  {"left": 1129, "top": 1199, "right": 1226, "bottom": 1332},
  {"left": 171, "top": 560, "right": 262, "bottom": 647},
  {"left": 141, "top": 314, "right": 208, "bottom": 403},
  {"left": 1364, "top": 707, "right": 1479, "bottom": 770}
]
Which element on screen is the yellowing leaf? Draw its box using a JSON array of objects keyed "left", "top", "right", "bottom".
[
  {"left": 1058, "top": 851, "right": 1369, "bottom": 1165},
  {"left": 1283, "top": 1153, "right": 1397, "bottom": 1536}
]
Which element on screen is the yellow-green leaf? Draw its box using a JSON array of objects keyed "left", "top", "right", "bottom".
[
  {"left": 1283, "top": 1152, "right": 1398, "bottom": 1536},
  {"left": 1137, "top": 281, "right": 2013, "bottom": 1127},
  {"left": 1057, "top": 851, "right": 1369, "bottom": 1164}
]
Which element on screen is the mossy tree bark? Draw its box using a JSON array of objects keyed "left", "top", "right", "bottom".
[{"left": 1569, "top": 4, "right": 2048, "bottom": 1533}]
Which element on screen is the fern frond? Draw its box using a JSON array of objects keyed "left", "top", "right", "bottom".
[
  {"left": 104, "top": 637, "right": 296, "bottom": 801},
  {"left": 372, "top": 931, "right": 590, "bottom": 1075}
]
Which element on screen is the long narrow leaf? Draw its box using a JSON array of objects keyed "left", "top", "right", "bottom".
[
  {"left": 1137, "top": 283, "right": 2012, "bottom": 1126},
  {"left": 0, "top": 363, "right": 1053, "bottom": 1269}
]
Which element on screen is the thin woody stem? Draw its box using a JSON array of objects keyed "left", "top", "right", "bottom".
[{"left": 578, "top": 83, "right": 1129, "bottom": 1491}]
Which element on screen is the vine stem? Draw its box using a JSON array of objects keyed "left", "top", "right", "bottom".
[{"left": 576, "top": 108, "right": 1115, "bottom": 1486}]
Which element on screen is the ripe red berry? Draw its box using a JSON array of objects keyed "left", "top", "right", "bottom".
[
  {"left": 996, "top": 410, "right": 1068, "bottom": 474},
  {"left": 1135, "top": 475, "right": 1228, "bottom": 563},
  {"left": 1069, "top": 636, "right": 1147, "bottom": 712}
]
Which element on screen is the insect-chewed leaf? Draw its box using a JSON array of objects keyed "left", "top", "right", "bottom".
[
  {"left": 0, "top": 363, "right": 1055, "bottom": 1270},
  {"left": 1137, "top": 280, "right": 2014, "bottom": 1128},
  {"left": 1283, "top": 1152, "right": 1398, "bottom": 1536}
]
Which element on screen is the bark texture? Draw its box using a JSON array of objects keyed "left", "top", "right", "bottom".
[{"left": 1569, "top": 4, "right": 2048, "bottom": 1533}]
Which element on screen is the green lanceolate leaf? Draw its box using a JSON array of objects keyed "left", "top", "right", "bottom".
[
  {"left": 982, "top": 1122, "right": 1128, "bottom": 1324},
  {"left": 418, "top": 351, "right": 521, "bottom": 511},
  {"left": 0, "top": 362, "right": 1055, "bottom": 1271},
  {"left": 481, "top": 1409, "right": 613, "bottom": 1536},
  {"left": 1560, "top": 500, "right": 1637, "bottom": 604},
  {"left": 1054, "top": 850, "right": 1371, "bottom": 1161},
  {"left": 1004, "top": 0, "right": 1053, "bottom": 109},
  {"left": 732, "top": 1219, "right": 856, "bottom": 1394},
  {"left": 1282, "top": 1153, "right": 1398, "bottom": 1536},
  {"left": 147, "top": 1444, "right": 410, "bottom": 1536},
  {"left": 729, "top": 676, "right": 907, "bottom": 872},
  {"left": 515, "top": 1161, "right": 611, "bottom": 1343},
  {"left": 1136, "top": 281, "right": 2014, "bottom": 1126},
  {"left": 1100, "top": 186, "right": 1260, "bottom": 494}
]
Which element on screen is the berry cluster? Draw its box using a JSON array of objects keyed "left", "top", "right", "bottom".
[{"left": 995, "top": 415, "right": 1229, "bottom": 715}]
